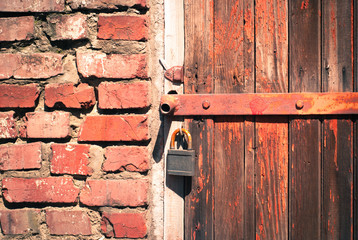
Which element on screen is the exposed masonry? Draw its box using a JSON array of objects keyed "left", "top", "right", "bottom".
[{"left": 0, "top": 0, "right": 164, "bottom": 239}]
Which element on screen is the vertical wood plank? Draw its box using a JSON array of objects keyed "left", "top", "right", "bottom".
[
  {"left": 354, "top": 121, "right": 357, "bottom": 240},
  {"left": 289, "top": 119, "right": 321, "bottom": 238},
  {"left": 163, "top": 1, "right": 185, "bottom": 240},
  {"left": 212, "top": 0, "right": 255, "bottom": 239},
  {"left": 243, "top": 1, "right": 256, "bottom": 238},
  {"left": 214, "top": 117, "right": 244, "bottom": 239},
  {"left": 322, "top": 1, "right": 354, "bottom": 239},
  {"left": 184, "top": 118, "right": 214, "bottom": 240},
  {"left": 289, "top": 0, "right": 321, "bottom": 239},
  {"left": 244, "top": 117, "right": 255, "bottom": 239},
  {"left": 322, "top": 0, "right": 353, "bottom": 93},
  {"left": 255, "top": 0, "right": 288, "bottom": 239},
  {"left": 354, "top": 2, "right": 356, "bottom": 239},
  {"left": 255, "top": 117, "right": 288, "bottom": 240},
  {"left": 322, "top": 119, "right": 353, "bottom": 239},
  {"left": 184, "top": 0, "right": 214, "bottom": 239},
  {"left": 213, "top": 0, "right": 254, "bottom": 94}
]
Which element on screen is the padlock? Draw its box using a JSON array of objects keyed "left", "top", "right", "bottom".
[{"left": 167, "top": 128, "right": 195, "bottom": 176}]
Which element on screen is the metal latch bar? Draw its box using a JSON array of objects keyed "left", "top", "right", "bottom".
[{"left": 160, "top": 92, "right": 358, "bottom": 116}]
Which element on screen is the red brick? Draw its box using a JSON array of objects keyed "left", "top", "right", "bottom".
[
  {"left": 2, "top": 177, "right": 79, "bottom": 203},
  {"left": 98, "top": 15, "right": 147, "bottom": 41},
  {"left": 47, "top": 14, "right": 88, "bottom": 40},
  {"left": 77, "top": 52, "right": 147, "bottom": 79},
  {"left": 0, "top": 53, "right": 63, "bottom": 80},
  {"left": 45, "top": 83, "right": 95, "bottom": 109},
  {"left": 0, "top": 84, "right": 40, "bottom": 108},
  {"left": 0, "top": 142, "right": 42, "bottom": 171},
  {"left": 103, "top": 146, "right": 149, "bottom": 172},
  {"left": 51, "top": 144, "right": 91, "bottom": 175},
  {"left": 46, "top": 210, "right": 91, "bottom": 235},
  {"left": 67, "top": 0, "right": 146, "bottom": 9},
  {"left": 80, "top": 179, "right": 148, "bottom": 207},
  {"left": 0, "top": 209, "right": 40, "bottom": 235},
  {"left": 101, "top": 212, "right": 146, "bottom": 238},
  {"left": 0, "top": 0, "right": 65, "bottom": 12},
  {"left": 98, "top": 81, "right": 150, "bottom": 109},
  {"left": 0, "top": 111, "right": 17, "bottom": 139},
  {"left": 22, "top": 111, "right": 70, "bottom": 139},
  {"left": 78, "top": 115, "right": 148, "bottom": 142},
  {"left": 0, "top": 16, "right": 34, "bottom": 41}
]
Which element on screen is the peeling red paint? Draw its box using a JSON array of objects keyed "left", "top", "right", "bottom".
[
  {"left": 301, "top": 0, "right": 309, "bottom": 10},
  {"left": 328, "top": 120, "right": 338, "bottom": 170}
]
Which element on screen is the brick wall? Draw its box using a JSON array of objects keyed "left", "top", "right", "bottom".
[{"left": 0, "top": 0, "right": 162, "bottom": 239}]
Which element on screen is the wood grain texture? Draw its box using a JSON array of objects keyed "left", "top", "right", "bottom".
[
  {"left": 322, "top": 119, "right": 353, "bottom": 239},
  {"left": 354, "top": 121, "right": 358, "bottom": 240},
  {"left": 322, "top": 1, "right": 354, "bottom": 239},
  {"left": 244, "top": 117, "right": 255, "bottom": 239},
  {"left": 212, "top": 1, "right": 255, "bottom": 238},
  {"left": 255, "top": 1, "right": 288, "bottom": 239},
  {"left": 354, "top": 3, "right": 357, "bottom": 239},
  {"left": 214, "top": 117, "right": 244, "bottom": 239},
  {"left": 255, "top": 117, "right": 288, "bottom": 240},
  {"left": 213, "top": 0, "right": 253, "bottom": 94},
  {"left": 289, "top": 118, "right": 321, "bottom": 239},
  {"left": 289, "top": 0, "right": 321, "bottom": 239},
  {"left": 256, "top": 0, "right": 288, "bottom": 93},
  {"left": 184, "top": 1, "right": 214, "bottom": 239},
  {"left": 212, "top": 1, "right": 254, "bottom": 238},
  {"left": 184, "top": 119, "right": 214, "bottom": 240}
]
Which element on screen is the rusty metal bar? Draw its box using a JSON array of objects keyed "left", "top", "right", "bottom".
[{"left": 160, "top": 92, "right": 358, "bottom": 116}]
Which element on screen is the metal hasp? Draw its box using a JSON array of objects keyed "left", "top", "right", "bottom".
[
  {"left": 167, "top": 128, "right": 195, "bottom": 176},
  {"left": 160, "top": 92, "right": 358, "bottom": 116},
  {"left": 164, "top": 66, "right": 184, "bottom": 83}
]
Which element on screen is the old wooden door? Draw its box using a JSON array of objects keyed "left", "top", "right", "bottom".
[{"left": 183, "top": 0, "right": 357, "bottom": 239}]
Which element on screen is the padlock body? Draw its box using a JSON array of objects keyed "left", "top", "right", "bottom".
[{"left": 167, "top": 149, "right": 195, "bottom": 176}]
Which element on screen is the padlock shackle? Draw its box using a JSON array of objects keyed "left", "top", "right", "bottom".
[{"left": 170, "top": 128, "right": 192, "bottom": 149}]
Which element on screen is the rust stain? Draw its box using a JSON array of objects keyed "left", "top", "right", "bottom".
[{"left": 249, "top": 97, "right": 268, "bottom": 115}]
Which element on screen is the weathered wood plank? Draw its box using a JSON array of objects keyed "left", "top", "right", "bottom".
[
  {"left": 255, "top": 117, "right": 288, "bottom": 240},
  {"left": 184, "top": 0, "right": 214, "bottom": 239},
  {"left": 214, "top": 117, "right": 244, "bottom": 239},
  {"left": 289, "top": 118, "right": 321, "bottom": 239},
  {"left": 243, "top": 1, "right": 256, "bottom": 238},
  {"left": 255, "top": 0, "right": 288, "bottom": 239},
  {"left": 322, "top": 119, "right": 353, "bottom": 239},
  {"left": 244, "top": 117, "right": 255, "bottom": 239},
  {"left": 211, "top": 0, "right": 249, "bottom": 239},
  {"left": 354, "top": 121, "right": 358, "bottom": 240},
  {"left": 322, "top": 0, "right": 353, "bottom": 93},
  {"left": 289, "top": 0, "right": 321, "bottom": 239},
  {"left": 213, "top": 0, "right": 253, "bottom": 94},
  {"left": 322, "top": 1, "right": 354, "bottom": 239},
  {"left": 184, "top": 118, "right": 214, "bottom": 240},
  {"left": 355, "top": 2, "right": 358, "bottom": 238}
]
